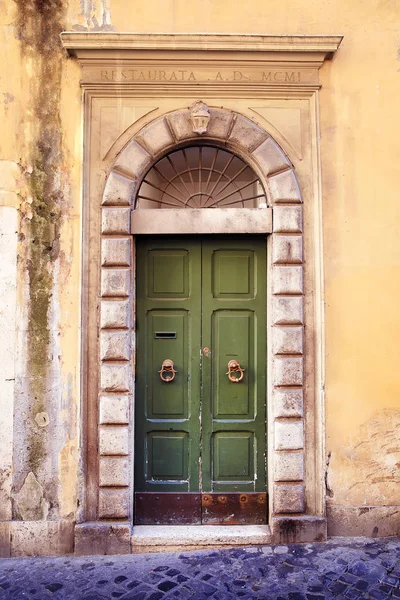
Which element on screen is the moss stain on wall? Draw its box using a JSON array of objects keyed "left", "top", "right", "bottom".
[{"left": 14, "top": 0, "right": 66, "bottom": 493}]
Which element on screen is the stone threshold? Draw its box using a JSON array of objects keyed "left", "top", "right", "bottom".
[{"left": 131, "top": 524, "right": 272, "bottom": 553}]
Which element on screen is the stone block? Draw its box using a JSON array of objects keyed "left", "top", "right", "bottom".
[
  {"left": 98, "top": 490, "right": 130, "bottom": 519},
  {"left": 206, "top": 108, "right": 233, "bottom": 140},
  {"left": 272, "top": 296, "right": 303, "bottom": 325},
  {"left": 100, "top": 363, "right": 132, "bottom": 392},
  {"left": 75, "top": 522, "right": 131, "bottom": 555},
  {"left": 100, "top": 331, "right": 131, "bottom": 361},
  {"left": 273, "top": 205, "right": 303, "bottom": 233},
  {"left": 228, "top": 115, "right": 267, "bottom": 151},
  {"left": 102, "top": 171, "right": 135, "bottom": 206},
  {"left": 0, "top": 522, "right": 10, "bottom": 557},
  {"left": 327, "top": 505, "right": 400, "bottom": 537},
  {"left": 268, "top": 170, "right": 301, "bottom": 203},
  {"left": 102, "top": 207, "right": 131, "bottom": 234},
  {"left": 252, "top": 137, "right": 290, "bottom": 176},
  {"left": 101, "top": 238, "right": 131, "bottom": 267},
  {"left": 166, "top": 110, "right": 193, "bottom": 141},
  {"left": 99, "top": 395, "right": 130, "bottom": 424},
  {"left": 273, "top": 389, "right": 304, "bottom": 418},
  {"left": 274, "top": 451, "right": 304, "bottom": 481},
  {"left": 272, "top": 516, "right": 327, "bottom": 544},
  {"left": 114, "top": 140, "right": 151, "bottom": 179},
  {"left": 273, "top": 484, "right": 305, "bottom": 513},
  {"left": 99, "top": 457, "right": 130, "bottom": 487},
  {"left": 101, "top": 268, "right": 131, "bottom": 297},
  {"left": 272, "top": 326, "right": 303, "bottom": 355},
  {"left": 272, "top": 235, "right": 303, "bottom": 264},
  {"left": 100, "top": 300, "right": 130, "bottom": 329},
  {"left": 275, "top": 419, "right": 304, "bottom": 450},
  {"left": 99, "top": 426, "right": 129, "bottom": 455},
  {"left": 10, "top": 521, "right": 74, "bottom": 556},
  {"left": 273, "top": 357, "right": 303, "bottom": 386},
  {"left": 272, "top": 266, "right": 303, "bottom": 295},
  {"left": 138, "top": 117, "right": 174, "bottom": 155}
]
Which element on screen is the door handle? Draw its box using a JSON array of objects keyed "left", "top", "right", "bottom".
[
  {"left": 226, "top": 359, "right": 245, "bottom": 383},
  {"left": 159, "top": 359, "right": 177, "bottom": 383}
]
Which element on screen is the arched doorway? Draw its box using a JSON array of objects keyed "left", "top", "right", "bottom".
[{"left": 134, "top": 143, "right": 269, "bottom": 524}]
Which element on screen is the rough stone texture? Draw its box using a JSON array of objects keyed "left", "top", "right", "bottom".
[
  {"left": 114, "top": 140, "right": 151, "bottom": 179},
  {"left": 275, "top": 419, "right": 304, "bottom": 450},
  {"left": 101, "top": 238, "right": 131, "bottom": 267},
  {"left": 272, "top": 266, "right": 303, "bottom": 295},
  {"left": 100, "top": 300, "right": 130, "bottom": 329},
  {"left": 272, "top": 326, "right": 303, "bottom": 355},
  {"left": 2, "top": 536, "right": 400, "bottom": 597},
  {"left": 100, "top": 331, "right": 131, "bottom": 361},
  {"left": 9, "top": 521, "right": 74, "bottom": 556},
  {"left": 138, "top": 117, "right": 174, "bottom": 155},
  {"left": 99, "top": 426, "right": 129, "bottom": 456},
  {"left": 327, "top": 505, "right": 400, "bottom": 537},
  {"left": 100, "top": 363, "right": 132, "bottom": 392},
  {"left": 0, "top": 522, "right": 10, "bottom": 558},
  {"left": 98, "top": 489, "right": 130, "bottom": 519},
  {"left": 274, "top": 451, "right": 304, "bottom": 481},
  {"left": 272, "top": 516, "right": 327, "bottom": 543},
  {"left": 273, "top": 357, "right": 303, "bottom": 386},
  {"left": 273, "top": 389, "right": 304, "bottom": 418},
  {"left": 206, "top": 108, "right": 233, "bottom": 139},
  {"left": 273, "top": 205, "right": 303, "bottom": 232},
  {"left": 272, "top": 235, "right": 303, "bottom": 264},
  {"left": 268, "top": 169, "right": 301, "bottom": 202},
  {"left": 101, "top": 268, "right": 131, "bottom": 297},
  {"left": 101, "top": 207, "right": 131, "bottom": 234},
  {"left": 102, "top": 171, "right": 135, "bottom": 206},
  {"left": 228, "top": 115, "right": 267, "bottom": 152},
  {"left": 13, "top": 472, "right": 49, "bottom": 521},
  {"left": 166, "top": 110, "right": 193, "bottom": 141},
  {"left": 252, "top": 137, "right": 290, "bottom": 176},
  {"left": 274, "top": 483, "right": 305, "bottom": 513},
  {"left": 272, "top": 296, "right": 303, "bottom": 325},
  {"left": 74, "top": 522, "right": 131, "bottom": 555},
  {"left": 99, "top": 457, "right": 130, "bottom": 487},
  {"left": 99, "top": 395, "right": 130, "bottom": 424}
]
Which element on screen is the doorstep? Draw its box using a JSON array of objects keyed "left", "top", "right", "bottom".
[{"left": 131, "top": 524, "right": 272, "bottom": 553}]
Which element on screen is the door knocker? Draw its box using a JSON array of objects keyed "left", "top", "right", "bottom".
[
  {"left": 159, "top": 359, "right": 177, "bottom": 383},
  {"left": 226, "top": 359, "right": 245, "bottom": 383}
]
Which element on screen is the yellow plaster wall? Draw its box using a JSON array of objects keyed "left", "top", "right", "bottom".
[{"left": 1, "top": 0, "right": 399, "bottom": 516}]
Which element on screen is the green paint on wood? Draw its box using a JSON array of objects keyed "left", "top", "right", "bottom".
[{"left": 135, "top": 236, "right": 267, "bottom": 499}]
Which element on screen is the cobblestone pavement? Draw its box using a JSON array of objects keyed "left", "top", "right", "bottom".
[{"left": 0, "top": 537, "right": 399, "bottom": 600}]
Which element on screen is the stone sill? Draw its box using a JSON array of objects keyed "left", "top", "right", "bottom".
[{"left": 131, "top": 525, "right": 272, "bottom": 553}]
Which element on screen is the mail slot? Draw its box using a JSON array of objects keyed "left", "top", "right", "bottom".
[{"left": 155, "top": 331, "right": 177, "bottom": 339}]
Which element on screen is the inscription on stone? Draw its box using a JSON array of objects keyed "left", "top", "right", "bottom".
[{"left": 98, "top": 69, "right": 305, "bottom": 84}]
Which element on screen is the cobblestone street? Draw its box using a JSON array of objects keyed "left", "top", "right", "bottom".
[{"left": 0, "top": 537, "right": 399, "bottom": 599}]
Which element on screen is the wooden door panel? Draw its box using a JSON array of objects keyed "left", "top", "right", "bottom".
[
  {"left": 212, "top": 249, "right": 255, "bottom": 298},
  {"left": 212, "top": 310, "right": 253, "bottom": 418},
  {"left": 135, "top": 238, "right": 201, "bottom": 494},
  {"left": 147, "top": 311, "right": 188, "bottom": 418}
]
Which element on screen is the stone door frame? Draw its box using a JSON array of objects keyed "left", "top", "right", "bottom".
[{"left": 61, "top": 33, "right": 342, "bottom": 552}]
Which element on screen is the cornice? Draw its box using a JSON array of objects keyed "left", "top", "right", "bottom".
[{"left": 61, "top": 33, "right": 343, "bottom": 59}]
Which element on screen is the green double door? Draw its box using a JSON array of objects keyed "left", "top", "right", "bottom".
[{"left": 135, "top": 236, "right": 267, "bottom": 525}]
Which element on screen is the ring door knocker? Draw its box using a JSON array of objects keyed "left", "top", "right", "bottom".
[
  {"left": 159, "top": 359, "right": 177, "bottom": 383},
  {"left": 226, "top": 359, "right": 245, "bottom": 383}
]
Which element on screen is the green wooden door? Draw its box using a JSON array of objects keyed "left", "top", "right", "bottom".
[{"left": 135, "top": 236, "right": 267, "bottom": 524}]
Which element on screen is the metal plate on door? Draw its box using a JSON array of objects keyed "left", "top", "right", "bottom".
[{"left": 201, "top": 493, "right": 267, "bottom": 525}]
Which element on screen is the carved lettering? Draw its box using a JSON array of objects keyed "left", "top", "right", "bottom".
[{"left": 96, "top": 68, "right": 303, "bottom": 84}]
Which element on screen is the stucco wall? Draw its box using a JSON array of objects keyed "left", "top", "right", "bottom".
[{"left": 0, "top": 0, "right": 399, "bottom": 550}]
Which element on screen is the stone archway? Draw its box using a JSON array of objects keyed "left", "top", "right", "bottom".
[{"left": 90, "top": 105, "right": 310, "bottom": 548}]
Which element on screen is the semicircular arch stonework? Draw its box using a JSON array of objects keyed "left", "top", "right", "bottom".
[{"left": 97, "top": 105, "right": 306, "bottom": 533}]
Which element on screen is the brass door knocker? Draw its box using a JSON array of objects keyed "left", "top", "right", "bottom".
[
  {"left": 159, "top": 359, "right": 177, "bottom": 383},
  {"left": 226, "top": 359, "right": 245, "bottom": 383}
]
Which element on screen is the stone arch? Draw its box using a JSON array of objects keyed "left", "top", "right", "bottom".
[{"left": 97, "top": 105, "right": 305, "bottom": 528}]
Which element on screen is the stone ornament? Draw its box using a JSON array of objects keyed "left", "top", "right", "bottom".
[{"left": 189, "top": 101, "right": 211, "bottom": 134}]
